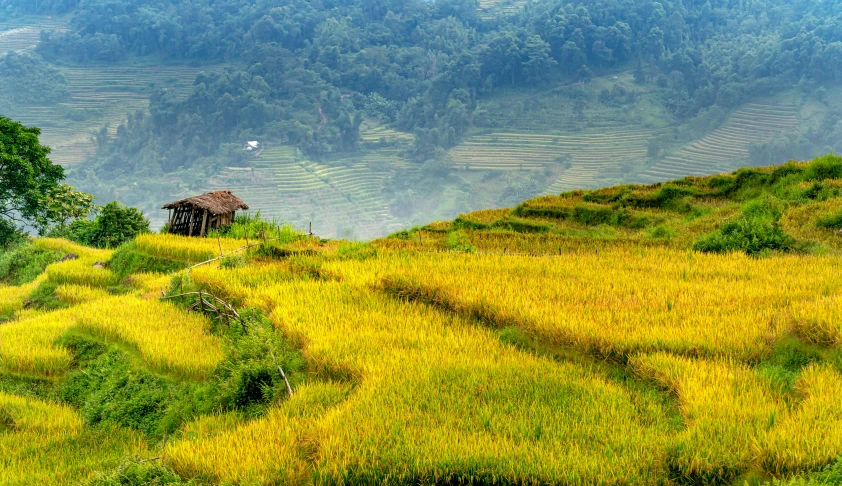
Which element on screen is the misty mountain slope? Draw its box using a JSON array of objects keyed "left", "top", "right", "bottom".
[{"left": 1, "top": 0, "right": 842, "bottom": 237}]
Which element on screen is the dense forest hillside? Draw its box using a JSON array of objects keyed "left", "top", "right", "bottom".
[
  {"left": 2, "top": 0, "right": 842, "bottom": 237},
  {"left": 2, "top": 156, "right": 842, "bottom": 484}
]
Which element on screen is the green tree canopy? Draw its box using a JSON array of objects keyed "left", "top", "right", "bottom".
[{"left": 0, "top": 116, "right": 65, "bottom": 245}]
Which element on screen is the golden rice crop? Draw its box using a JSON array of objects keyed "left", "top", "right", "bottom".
[
  {"left": 7, "top": 234, "right": 842, "bottom": 484},
  {"left": 180, "top": 267, "right": 676, "bottom": 484},
  {"left": 0, "top": 242, "right": 116, "bottom": 319},
  {"left": 0, "top": 312, "right": 76, "bottom": 376},
  {"left": 44, "top": 258, "right": 119, "bottom": 288},
  {"left": 128, "top": 272, "right": 174, "bottom": 293},
  {"left": 167, "top": 382, "right": 349, "bottom": 484},
  {"left": 781, "top": 198, "right": 842, "bottom": 251},
  {"left": 0, "top": 393, "right": 147, "bottom": 485},
  {"left": 323, "top": 249, "right": 842, "bottom": 360},
  {"left": 0, "top": 392, "right": 84, "bottom": 436},
  {"left": 135, "top": 233, "right": 246, "bottom": 263},
  {"left": 54, "top": 284, "right": 112, "bottom": 305},
  {"left": 0, "top": 275, "right": 44, "bottom": 317},
  {"left": 761, "top": 364, "right": 842, "bottom": 473},
  {"left": 33, "top": 238, "right": 113, "bottom": 261},
  {"left": 631, "top": 353, "right": 783, "bottom": 480},
  {"left": 0, "top": 296, "right": 223, "bottom": 379}
]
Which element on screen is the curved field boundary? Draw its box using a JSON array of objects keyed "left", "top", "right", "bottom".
[{"left": 637, "top": 103, "right": 800, "bottom": 183}]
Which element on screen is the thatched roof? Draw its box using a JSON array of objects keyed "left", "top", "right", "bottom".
[{"left": 162, "top": 190, "right": 249, "bottom": 215}]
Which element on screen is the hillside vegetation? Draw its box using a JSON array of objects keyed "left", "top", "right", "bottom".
[{"left": 1, "top": 157, "right": 842, "bottom": 484}]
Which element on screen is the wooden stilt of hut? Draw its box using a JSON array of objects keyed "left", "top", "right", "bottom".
[{"left": 162, "top": 190, "right": 249, "bottom": 237}]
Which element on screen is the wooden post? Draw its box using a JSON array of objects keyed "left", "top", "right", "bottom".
[
  {"left": 217, "top": 235, "right": 223, "bottom": 257},
  {"left": 188, "top": 207, "right": 196, "bottom": 237},
  {"left": 200, "top": 209, "right": 209, "bottom": 237},
  {"left": 198, "top": 289, "right": 204, "bottom": 313}
]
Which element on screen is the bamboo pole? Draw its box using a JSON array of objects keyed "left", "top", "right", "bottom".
[{"left": 269, "top": 349, "right": 294, "bottom": 397}]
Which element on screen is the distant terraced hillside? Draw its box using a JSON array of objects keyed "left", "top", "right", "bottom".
[
  {"left": 200, "top": 142, "right": 410, "bottom": 240},
  {"left": 638, "top": 103, "right": 800, "bottom": 183},
  {"left": 451, "top": 128, "right": 657, "bottom": 193},
  {"left": 5, "top": 64, "right": 226, "bottom": 165},
  {"left": 478, "top": 0, "right": 528, "bottom": 19},
  {"left": 0, "top": 16, "right": 68, "bottom": 54}
]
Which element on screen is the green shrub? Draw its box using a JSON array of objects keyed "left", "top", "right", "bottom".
[
  {"left": 451, "top": 217, "right": 489, "bottom": 231},
  {"left": 51, "top": 202, "right": 150, "bottom": 249},
  {"left": 108, "top": 241, "right": 187, "bottom": 277},
  {"left": 804, "top": 155, "right": 842, "bottom": 182},
  {"left": 622, "top": 185, "right": 697, "bottom": 210},
  {"left": 491, "top": 217, "right": 551, "bottom": 233},
  {"left": 573, "top": 204, "right": 651, "bottom": 229},
  {"left": 86, "top": 462, "right": 189, "bottom": 485},
  {"left": 0, "top": 241, "right": 62, "bottom": 285},
  {"left": 445, "top": 230, "right": 476, "bottom": 253},
  {"left": 693, "top": 199, "right": 795, "bottom": 256},
  {"left": 212, "top": 310, "right": 305, "bottom": 417},
  {"left": 89, "top": 202, "right": 150, "bottom": 248},
  {"left": 647, "top": 224, "right": 677, "bottom": 241},
  {"left": 511, "top": 205, "right": 572, "bottom": 220},
  {"left": 817, "top": 212, "right": 842, "bottom": 230},
  {"left": 24, "top": 281, "right": 67, "bottom": 311},
  {"left": 58, "top": 335, "right": 212, "bottom": 439},
  {"left": 208, "top": 211, "right": 300, "bottom": 243},
  {"left": 220, "top": 255, "right": 247, "bottom": 269}
]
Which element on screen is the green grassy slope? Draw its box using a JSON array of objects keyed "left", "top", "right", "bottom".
[{"left": 400, "top": 155, "right": 842, "bottom": 259}]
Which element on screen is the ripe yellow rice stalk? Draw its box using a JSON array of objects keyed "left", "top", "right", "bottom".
[
  {"left": 127, "top": 272, "right": 175, "bottom": 299},
  {"left": 167, "top": 382, "right": 349, "bottom": 484},
  {"left": 44, "top": 258, "right": 119, "bottom": 288},
  {"left": 323, "top": 249, "right": 842, "bottom": 360},
  {"left": 0, "top": 392, "right": 147, "bottom": 484},
  {"left": 0, "top": 296, "right": 223, "bottom": 379},
  {"left": 788, "top": 295, "right": 842, "bottom": 346},
  {"left": 760, "top": 364, "right": 842, "bottom": 473},
  {"left": 54, "top": 284, "right": 112, "bottom": 305},
  {"left": 0, "top": 392, "right": 84, "bottom": 436},
  {"left": 0, "top": 275, "right": 44, "bottom": 317},
  {"left": 33, "top": 238, "right": 113, "bottom": 261},
  {"left": 0, "top": 312, "right": 75, "bottom": 375},
  {"left": 134, "top": 233, "right": 246, "bottom": 263},
  {"left": 631, "top": 352, "right": 783, "bottom": 481},
  {"left": 180, "top": 268, "right": 676, "bottom": 484}
]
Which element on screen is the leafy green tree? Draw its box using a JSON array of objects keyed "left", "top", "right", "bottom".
[
  {"left": 522, "top": 35, "right": 557, "bottom": 85},
  {"left": 0, "top": 116, "right": 65, "bottom": 246},
  {"left": 88, "top": 202, "right": 150, "bottom": 249},
  {"left": 36, "top": 183, "right": 99, "bottom": 234}
]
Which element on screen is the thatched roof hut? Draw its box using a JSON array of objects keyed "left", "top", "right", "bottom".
[{"left": 162, "top": 190, "right": 249, "bottom": 237}]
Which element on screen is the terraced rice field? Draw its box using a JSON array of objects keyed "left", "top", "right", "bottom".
[
  {"left": 202, "top": 146, "right": 405, "bottom": 240},
  {"left": 451, "top": 128, "right": 654, "bottom": 193},
  {"left": 6, "top": 65, "right": 225, "bottom": 165},
  {"left": 478, "top": 0, "right": 528, "bottom": 19},
  {"left": 359, "top": 125, "right": 415, "bottom": 147},
  {"left": 638, "top": 103, "right": 800, "bottom": 183},
  {"left": 0, "top": 16, "right": 68, "bottom": 54}
]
